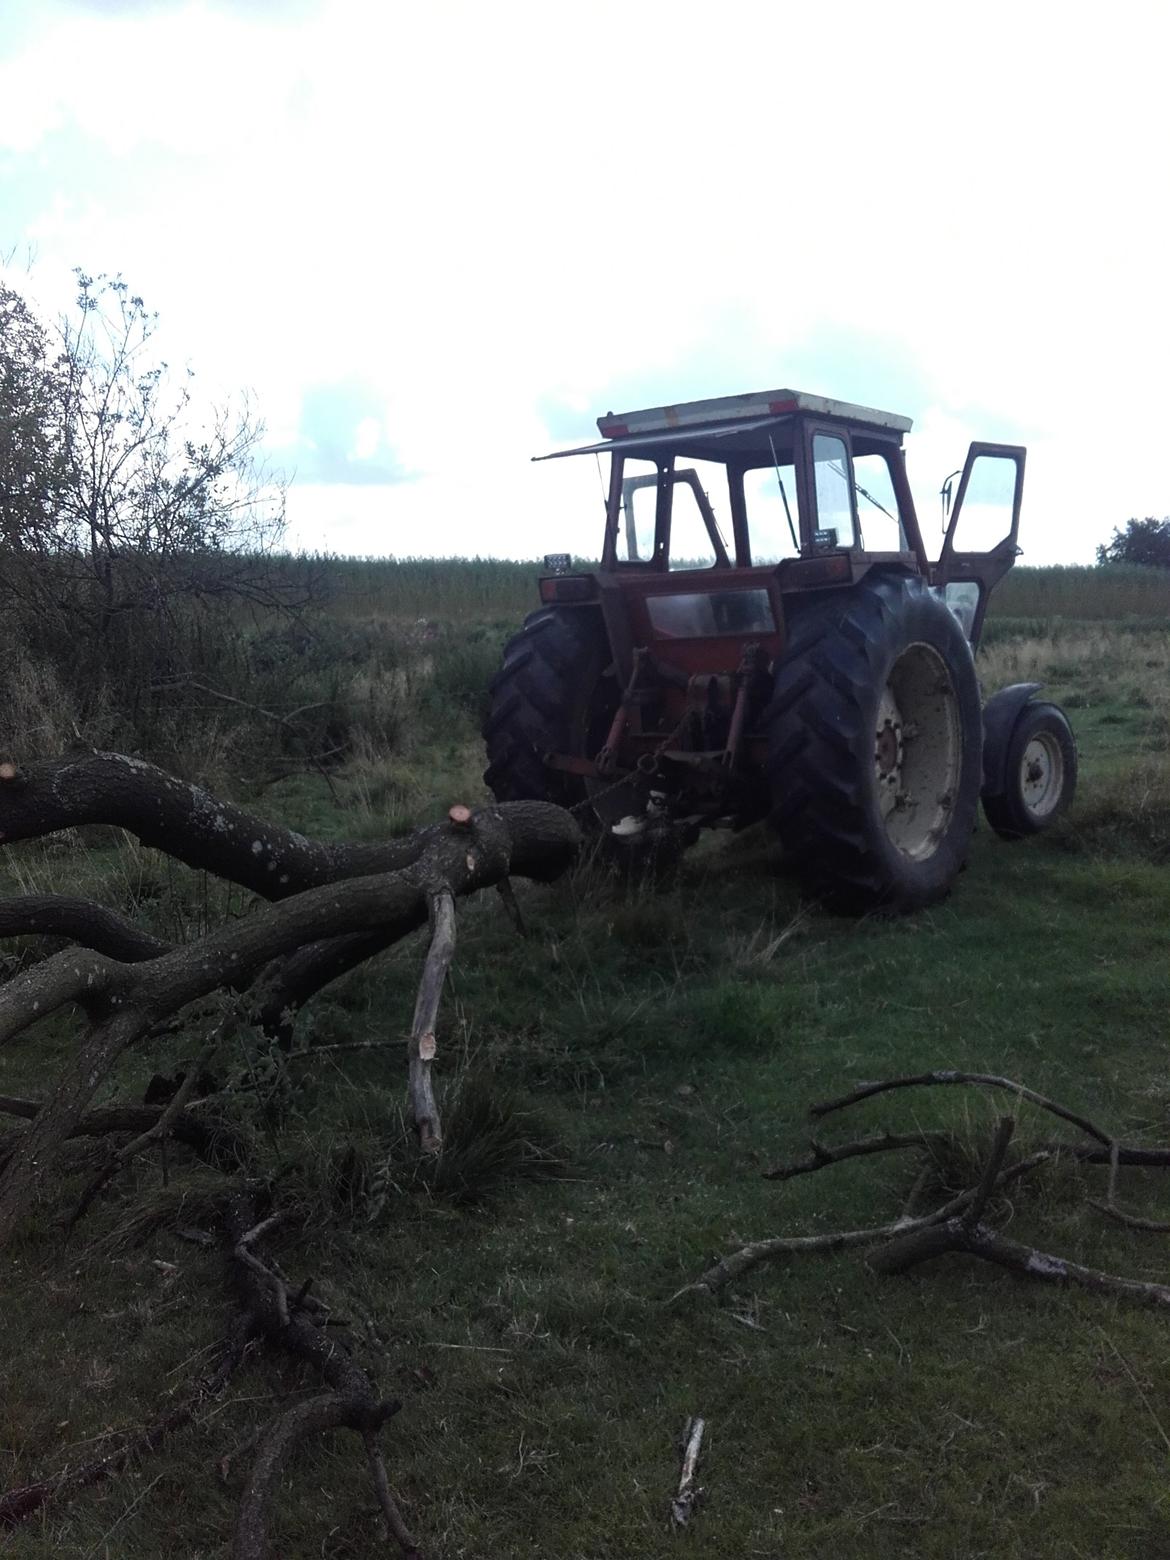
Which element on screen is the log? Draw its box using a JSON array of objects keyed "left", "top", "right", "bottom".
[{"left": 0, "top": 750, "right": 576, "bottom": 897}]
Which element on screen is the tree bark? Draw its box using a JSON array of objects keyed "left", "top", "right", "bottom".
[{"left": 0, "top": 750, "right": 576, "bottom": 896}]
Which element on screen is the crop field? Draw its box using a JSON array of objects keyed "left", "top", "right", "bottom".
[{"left": 1, "top": 562, "right": 1169, "bottom": 1558}]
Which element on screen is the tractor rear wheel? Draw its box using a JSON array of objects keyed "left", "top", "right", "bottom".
[
  {"left": 483, "top": 607, "right": 617, "bottom": 810},
  {"left": 767, "top": 572, "right": 983, "bottom": 913}
]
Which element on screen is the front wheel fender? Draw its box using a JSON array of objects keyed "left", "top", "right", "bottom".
[{"left": 981, "top": 682, "right": 1043, "bottom": 796}]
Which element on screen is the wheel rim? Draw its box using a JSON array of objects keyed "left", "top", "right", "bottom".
[
  {"left": 1018, "top": 730, "right": 1064, "bottom": 819},
  {"left": 874, "top": 642, "right": 962, "bottom": 861}
]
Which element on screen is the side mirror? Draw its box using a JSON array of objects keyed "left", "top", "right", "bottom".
[{"left": 939, "top": 469, "right": 961, "bottom": 534}]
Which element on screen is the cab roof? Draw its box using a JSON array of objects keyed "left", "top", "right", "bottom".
[
  {"left": 535, "top": 388, "right": 912, "bottom": 465},
  {"left": 597, "top": 389, "right": 912, "bottom": 439}
]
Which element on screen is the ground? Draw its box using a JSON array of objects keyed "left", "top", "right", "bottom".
[{"left": 1, "top": 569, "right": 1168, "bottom": 1558}]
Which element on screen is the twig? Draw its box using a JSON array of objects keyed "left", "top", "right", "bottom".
[
  {"left": 1088, "top": 1139, "right": 1170, "bottom": 1231},
  {"left": 69, "top": 1033, "right": 226, "bottom": 1226},
  {"left": 810, "top": 1072, "right": 1112, "bottom": 1146},
  {"left": 670, "top": 1416, "right": 706, "bottom": 1527},
  {"left": 363, "top": 1432, "right": 423, "bottom": 1558},
  {"left": 495, "top": 877, "right": 527, "bottom": 937},
  {"left": 963, "top": 1117, "right": 1015, "bottom": 1228},
  {"left": 764, "top": 1130, "right": 951, "bottom": 1181}
]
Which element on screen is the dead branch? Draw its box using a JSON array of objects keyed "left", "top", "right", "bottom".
[
  {"left": 670, "top": 1416, "right": 706, "bottom": 1527},
  {"left": 224, "top": 1192, "right": 420, "bottom": 1560},
  {"left": 0, "top": 1095, "right": 251, "bottom": 1171},
  {"left": 68, "top": 1028, "right": 230, "bottom": 1226},
  {"left": 867, "top": 1216, "right": 1170, "bottom": 1308},
  {"left": 1090, "top": 1144, "right": 1170, "bottom": 1231},
  {"left": 408, "top": 890, "right": 455, "bottom": 1152},
  {"left": 810, "top": 1072, "right": 1113, "bottom": 1146},
  {"left": 763, "top": 1130, "right": 952, "bottom": 1181},
  {"left": 672, "top": 1151, "right": 1053, "bottom": 1303},
  {"left": 765, "top": 1129, "right": 1170, "bottom": 1182},
  {"left": 963, "top": 1116, "right": 1015, "bottom": 1228},
  {"left": 670, "top": 1204, "right": 966, "bottom": 1304},
  {"left": 1090, "top": 1202, "right": 1170, "bottom": 1233}
]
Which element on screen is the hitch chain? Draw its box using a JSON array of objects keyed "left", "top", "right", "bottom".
[{"left": 566, "top": 713, "right": 690, "bottom": 821}]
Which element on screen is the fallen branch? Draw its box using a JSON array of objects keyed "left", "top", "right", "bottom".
[
  {"left": 810, "top": 1072, "right": 1112, "bottom": 1146},
  {"left": 867, "top": 1217, "right": 1170, "bottom": 1308},
  {"left": 224, "top": 1193, "right": 421, "bottom": 1560},
  {"left": 672, "top": 1150, "right": 1052, "bottom": 1303},
  {"left": 69, "top": 1025, "right": 232, "bottom": 1226},
  {"left": 1089, "top": 1141, "right": 1170, "bottom": 1232},
  {"left": 670, "top": 1416, "right": 706, "bottom": 1527},
  {"left": 765, "top": 1129, "right": 1170, "bottom": 1182},
  {"left": 0, "top": 1095, "right": 252, "bottom": 1173},
  {"left": 763, "top": 1130, "right": 951, "bottom": 1181}
]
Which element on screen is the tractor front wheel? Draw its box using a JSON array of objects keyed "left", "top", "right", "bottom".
[
  {"left": 767, "top": 572, "right": 983, "bottom": 913},
  {"left": 982, "top": 702, "right": 1077, "bottom": 839}
]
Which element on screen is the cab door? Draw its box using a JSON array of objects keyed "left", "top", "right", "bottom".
[{"left": 934, "top": 443, "right": 1026, "bottom": 645}]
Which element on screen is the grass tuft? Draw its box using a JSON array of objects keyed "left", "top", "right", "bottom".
[{"left": 424, "top": 1075, "right": 565, "bottom": 1207}]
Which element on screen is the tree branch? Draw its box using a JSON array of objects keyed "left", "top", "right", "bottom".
[{"left": 810, "top": 1072, "right": 1113, "bottom": 1146}]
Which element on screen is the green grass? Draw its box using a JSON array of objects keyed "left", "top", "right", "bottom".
[{"left": 2, "top": 598, "right": 1170, "bottom": 1558}]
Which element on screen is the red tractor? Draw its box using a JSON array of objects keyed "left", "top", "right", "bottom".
[{"left": 483, "top": 389, "right": 1076, "bottom": 912}]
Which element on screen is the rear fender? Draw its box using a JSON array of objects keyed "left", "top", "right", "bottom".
[{"left": 981, "top": 682, "right": 1041, "bottom": 796}]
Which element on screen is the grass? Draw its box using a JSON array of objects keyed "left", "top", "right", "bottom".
[{"left": 1, "top": 568, "right": 1170, "bottom": 1557}]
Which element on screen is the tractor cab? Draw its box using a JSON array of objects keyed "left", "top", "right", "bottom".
[{"left": 536, "top": 387, "right": 1025, "bottom": 657}]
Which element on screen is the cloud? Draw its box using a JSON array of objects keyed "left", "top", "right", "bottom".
[
  {"left": 281, "top": 379, "right": 413, "bottom": 487},
  {"left": 2, "top": 0, "right": 1169, "bottom": 565}
]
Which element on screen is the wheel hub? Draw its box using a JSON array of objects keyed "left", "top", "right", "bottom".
[
  {"left": 874, "top": 688, "right": 906, "bottom": 821},
  {"left": 1019, "top": 732, "right": 1064, "bottom": 818},
  {"left": 874, "top": 643, "right": 961, "bottom": 860}
]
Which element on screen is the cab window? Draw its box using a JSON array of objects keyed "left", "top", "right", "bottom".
[
  {"left": 812, "top": 434, "right": 857, "bottom": 547},
  {"left": 668, "top": 458, "right": 727, "bottom": 570},
  {"left": 617, "top": 458, "right": 659, "bottom": 562},
  {"left": 853, "top": 451, "right": 905, "bottom": 552}
]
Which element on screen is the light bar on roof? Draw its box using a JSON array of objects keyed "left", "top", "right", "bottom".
[{"left": 597, "top": 388, "right": 912, "bottom": 439}]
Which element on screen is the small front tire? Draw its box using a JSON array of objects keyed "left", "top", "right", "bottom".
[{"left": 982, "top": 702, "right": 1077, "bottom": 839}]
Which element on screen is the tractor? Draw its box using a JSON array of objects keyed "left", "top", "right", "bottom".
[{"left": 483, "top": 388, "right": 1076, "bottom": 912}]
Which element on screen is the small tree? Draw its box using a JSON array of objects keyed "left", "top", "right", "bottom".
[
  {"left": 0, "top": 271, "right": 288, "bottom": 639},
  {"left": 0, "top": 272, "right": 303, "bottom": 754},
  {"left": 1096, "top": 517, "right": 1170, "bottom": 568}
]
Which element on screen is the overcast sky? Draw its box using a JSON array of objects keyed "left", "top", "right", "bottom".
[{"left": 2, "top": 0, "right": 1167, "bottom": 564}]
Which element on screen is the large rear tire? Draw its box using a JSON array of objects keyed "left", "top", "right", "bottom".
[
  {"left": 482, "top": 607, "right": 615, "bottom": 808},
  {"left": 767, "top": 572, "right": 983, "bottom": 913}
]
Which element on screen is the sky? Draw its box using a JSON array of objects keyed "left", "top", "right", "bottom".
[{"left": 1, "top": 0, "right": 1168, "bottom": 565}]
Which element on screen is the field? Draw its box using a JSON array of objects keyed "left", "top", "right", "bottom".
[{"left": 1, "top": 562, "right": 1169, "bottom": 1558}]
